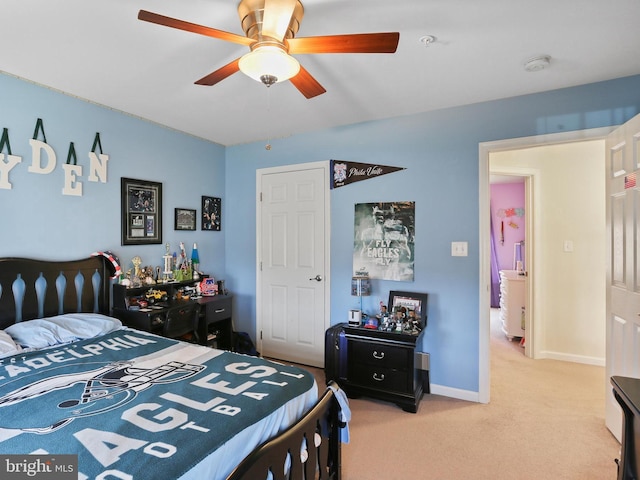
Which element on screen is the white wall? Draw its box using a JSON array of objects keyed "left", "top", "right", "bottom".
[{"left": 491, "top": 140, "right": 606, "bottom": 364}]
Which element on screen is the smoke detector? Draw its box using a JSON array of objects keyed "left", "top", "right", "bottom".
[
  {"left": 524, "top": 55, "right": 551, "bottom": 72},
  {"left": 419, "top": 35, "right": 437, "bottom": 46}
]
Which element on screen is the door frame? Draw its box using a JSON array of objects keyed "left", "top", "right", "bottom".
[
  {"left": 478, "top": 126, "right": 614, "bottom": 404},
  {"left": 255, "top": 160, "right": 331, "bottom": 364}
]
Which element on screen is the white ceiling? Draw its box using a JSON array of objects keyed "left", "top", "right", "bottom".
[{"left": 3, "top": 0, "right": 640, "bottom": 147}]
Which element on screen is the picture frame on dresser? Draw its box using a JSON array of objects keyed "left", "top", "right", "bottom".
[
  {"left": 121, "top": 177, "right": 163, "bottom": 245},
  {"left": 388, "top": 290, "right": 428, "bottom": 330}
]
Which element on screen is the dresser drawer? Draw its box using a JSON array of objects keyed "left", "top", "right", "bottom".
[
  {"left": 349, "top": 363, "right": 412, "bottom": 392},
  {"left": 204, "top": 296, "right": 231, "bottom": 322},
  {"left": 349, "top": 339, "right": 411, "bottom": 370}
]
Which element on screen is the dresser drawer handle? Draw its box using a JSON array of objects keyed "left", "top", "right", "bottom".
[
  {"left": 372, "top": 351, "right": 385, "bottom": 360},
  {"left": 373, "top": 373, "right": 385, "bottom": 382},
  {"left": 214, "top": 308, "right": 226, "bottom": 313}
]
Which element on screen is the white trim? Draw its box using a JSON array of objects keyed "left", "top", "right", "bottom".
[
  {"left": 430, "top": 383, "right": 480, "bottom": 403},
  {"left": 255, "top": 161, "right": 331, "bottom": 365},
  {"left": 538, "top": 351, "right": 605, "bottom": 367},
  {"left": 478, "top": 126, "right": 615, "bottom": 404}
]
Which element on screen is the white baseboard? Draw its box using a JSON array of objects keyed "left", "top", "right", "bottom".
[
  {"left": 428, "top": 350, "right": 605, "bottom": 404},
  {"left": 430, "top": 383, "right": 480, "bottom": 403},
  {"left": 538, "top": 350, "right": 605, "bottom": 367}
]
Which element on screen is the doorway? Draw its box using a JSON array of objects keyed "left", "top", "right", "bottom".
[
  {"left": 256, "top": 161, "right": 331, "bottom": 367},
  {"left": 478, "top": 127, "right": 613, "bottom": 404},
  {"left": 488, "top": 173, "right": 531, "bottom": 358}
]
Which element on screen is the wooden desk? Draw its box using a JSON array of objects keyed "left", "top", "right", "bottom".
[{"left": 112, "top": 282, "right": 233, "bottom": 350}]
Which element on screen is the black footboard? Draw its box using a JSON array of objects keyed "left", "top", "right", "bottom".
[{"left": 226, "top": 381, "right": 343, "bottom": 480}]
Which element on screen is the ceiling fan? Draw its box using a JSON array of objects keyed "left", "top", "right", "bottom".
[{"left": 138, "top": 0, "right": 400, "bottom": 99}]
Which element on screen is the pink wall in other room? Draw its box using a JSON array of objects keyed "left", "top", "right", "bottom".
[{"left": 490, "top": 182, "right": 525, "bottom": 272}]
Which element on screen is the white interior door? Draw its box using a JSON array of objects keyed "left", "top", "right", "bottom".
[
  {"left": 256, "top": 161, "right": 330, "bottom": 367},
  {"left": 605, "top": 114, "right": 640, "bottom": 441}
]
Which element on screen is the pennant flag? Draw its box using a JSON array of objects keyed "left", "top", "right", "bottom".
[{"left": 330, "top": 160, "right": 405, "bottom": 189}]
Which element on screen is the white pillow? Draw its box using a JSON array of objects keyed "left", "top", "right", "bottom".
[
  {"left": 0, "top": 330, "right": 21, "bottom": 358},
  {"left": 5, "top": 313, "right": 122, "bottom": 349}
]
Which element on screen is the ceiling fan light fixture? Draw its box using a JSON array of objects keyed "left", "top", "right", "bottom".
[{"left": 239, "top": 46, "right": 300, "bottom": 84}]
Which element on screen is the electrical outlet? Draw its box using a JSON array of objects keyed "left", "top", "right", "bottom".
[{"left": 451, "top": 241, "right": 468, "bottom": 257}]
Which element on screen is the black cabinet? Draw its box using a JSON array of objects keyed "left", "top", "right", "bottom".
[
  {"left": 611, "top": 376, "right": 640, "bottom": 480},
  {"left": 198, "top": 294, "right": 233, "bottom": 350},
  {"left": 339, "top": 324, "right": 426, "bottom": 413}
]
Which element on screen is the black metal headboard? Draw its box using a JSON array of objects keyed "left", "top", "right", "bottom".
[{"left": 0, "top": 256, "right": 113, "bottom": 330}]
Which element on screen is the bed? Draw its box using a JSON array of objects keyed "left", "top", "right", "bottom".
[{"left": 0, "top": 255, "right": 345, "bottom": 479}]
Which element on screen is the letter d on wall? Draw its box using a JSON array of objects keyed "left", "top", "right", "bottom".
[{"left": 28, "top": 139, "right": 57, "bottom": 174}]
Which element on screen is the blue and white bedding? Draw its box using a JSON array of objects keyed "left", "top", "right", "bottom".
[{"left": 0, "top": 316, "right": 317, "bottom": 480}]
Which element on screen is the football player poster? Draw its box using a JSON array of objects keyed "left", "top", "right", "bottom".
[{"left": 353, "top": 201, "right": 415, "bottom": 281}]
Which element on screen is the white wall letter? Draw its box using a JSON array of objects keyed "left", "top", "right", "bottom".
[
  {"left": 62, "top": 164, "right": 83, "bottom": 196},
  {"left": 28, "top": 139, "right": 56, "bottom": 174},
  {"left": 0, "top": 153, "right": 22, "bottom": 189},
  {"left": 88, "top": 151, "right": 109, "bottom": 183}
]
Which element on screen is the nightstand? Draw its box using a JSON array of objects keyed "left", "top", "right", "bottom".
[{"left": 341, "top": 324, "right": 426, "bottom": 413}]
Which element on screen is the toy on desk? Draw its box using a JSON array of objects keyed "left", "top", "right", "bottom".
[
  {"left": 144, "top": 289, "right": 168, "bottom": 304},
  {"left": 199, "top": 277, "right": 218, "bottom": 296},
  {"left": 406, "top": 310, "right": 423, "bottom": 333},
  {"left": 363, "top": 315, "right": 378, "bottom": 329},
  {"left": 376, "top": 304, "right": 388, "bottom": 331},
  {"left": 174, "top": 242, "right": 193, "bottom": 281}
]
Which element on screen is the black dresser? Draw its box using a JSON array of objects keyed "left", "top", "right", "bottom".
[{"left": 339, "top": 324, "right": 427, "bottom": 413}]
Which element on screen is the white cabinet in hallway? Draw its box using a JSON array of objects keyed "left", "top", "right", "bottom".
[{"left": 499, "top": 270, "right": 525, "bottom": 341}]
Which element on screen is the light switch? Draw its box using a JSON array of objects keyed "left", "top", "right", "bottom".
[
  {"left": 563, "top": 240, "right": 574, "bottom": 252},
  {"left": 451, "top": 241, "right": 468, "bottom": 257}
]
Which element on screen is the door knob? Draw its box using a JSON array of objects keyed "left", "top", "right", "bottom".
[{"left": 309, "top": 275, "right": 322, "bottom": 281}]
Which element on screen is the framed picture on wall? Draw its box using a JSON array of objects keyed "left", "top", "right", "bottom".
[
  {"left": 174, "top": 208, "right": 196, "bottom": 231},
  {"left": 202, "top": 196, "right": 221, "bottom": 231},
  {"left": 121, "top": 177, "right": 163, "bottom": 245}
]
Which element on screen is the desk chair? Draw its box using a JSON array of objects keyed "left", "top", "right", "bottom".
[{"left": 163, "top": 302, "right": 201, "bottom": 343}]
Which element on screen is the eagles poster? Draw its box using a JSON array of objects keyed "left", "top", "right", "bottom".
[{"left": 353, "top": 201, "right": 415, "bottom": 281}]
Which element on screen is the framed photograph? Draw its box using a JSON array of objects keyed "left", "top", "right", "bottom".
[
  {"left": 388, "top": 290, "right": 428, "bottom": 330},
  {"left": 174, "top": 208, "right": 196, "bottom": 231},
  {"left": 202, "top": 196, "right": 221, "bottom": 231},
  {"left": 121, "top": 177, "right": 163, "bottom": 245}
]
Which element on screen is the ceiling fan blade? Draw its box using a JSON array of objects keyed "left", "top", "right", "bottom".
[
  {"left": 290, "top": 66, "right": 326, "bottom": 99},
  {"left": 195, "top": 58, "right": 241, "bottom": 86},
  {"left": 288, "top": 32, "right": 399, "bottom": 54},
  {"left": 138, "top": 10, "right": 253, "bottom": 46},
  {"left": 262, "top": 0, "right": 298, "bottom": 41}
]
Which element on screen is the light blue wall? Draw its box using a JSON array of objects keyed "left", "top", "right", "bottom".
[
  {"left": 225, "top": 74, "right": 640, "bottom": 394},
  {"left": 0, "top": 73, "right": 226, "bottom": 279},
  {"left": 3, "top": 71, "right": 640, "bottom": 395}
]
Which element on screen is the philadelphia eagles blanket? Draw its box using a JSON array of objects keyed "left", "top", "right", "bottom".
[{"left": 0, "top": 328, "right": 317, "bottom": 479}]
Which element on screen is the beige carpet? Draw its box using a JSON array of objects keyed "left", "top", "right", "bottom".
[{"left": 308, "top": 311, "right": 621, "bottom": 479}]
